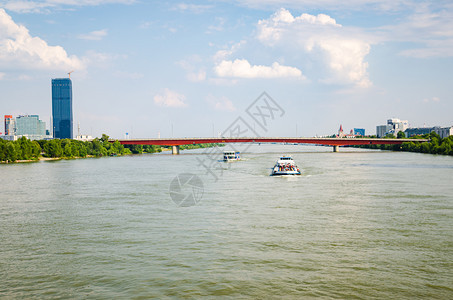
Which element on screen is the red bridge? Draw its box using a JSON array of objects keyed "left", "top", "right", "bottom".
[{"left": 115, "top": 137, "right": 428, "bottom": 154}]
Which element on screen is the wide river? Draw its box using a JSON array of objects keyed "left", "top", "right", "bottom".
[{"left": 1, "top": 144, "right": 452, "bottom": 299}]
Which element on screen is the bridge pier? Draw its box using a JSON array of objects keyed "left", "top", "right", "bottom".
[
  {"left": 172, "top": 145, "right": 180, "bottom": 155},
  {"left": 333, "top": 145, "right": 339, "bottom": 152}
]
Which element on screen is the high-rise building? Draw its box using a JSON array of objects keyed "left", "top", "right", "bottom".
[
  {"left": 15, "top": 115, "right": 47, "bottom": 140},
  {"left": 354, "top": 128, "right": 365, "bottom": 136},
  {"left": 376, "top": 118, "right": 409, "bottom": 137},
  {"left": 52, "top": 78, "right": 73, "bottom": 139},
  {"left": 376, "top": 125, "right": 392, "bottom": 137},
  {"left": 4, "top": 115, "right": 15, "bottom": 135}
]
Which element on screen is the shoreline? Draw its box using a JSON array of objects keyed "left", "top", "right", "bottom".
[{"left": 1, "top": 145, "right": 220, "bottom": 164}]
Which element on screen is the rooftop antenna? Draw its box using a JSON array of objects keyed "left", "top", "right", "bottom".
[{"left": 68, "top": 70, "right": 74, "bottom": 78}]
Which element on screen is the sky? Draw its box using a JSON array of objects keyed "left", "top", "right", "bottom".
[{"left": 0, "top": 0, "right": 452, "bottom": 139}]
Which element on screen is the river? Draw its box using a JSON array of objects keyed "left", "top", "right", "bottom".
[{"left": 1, "top": 144, "right": 452, "bottom": 298}]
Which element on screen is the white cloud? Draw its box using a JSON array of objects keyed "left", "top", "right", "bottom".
[
  {"left": 256, "top": 8, "right": 371, "bottom": 87},
  {"left": 215, "top": 59, "right": 304, "bottom": 79},
  {"left": 314, "top": 39, "right": 371, "bottom": 87},
  {"left": 236, "top": 0, "right": 412, "bottom": 12},
  {"left": 257, "top": 8, "right": 340, "bottom": 45},
  {"left": 0, "top": 71, "right": 5, "bottom": 79},
  {"left": 213, "top": 40, "right": 246, "bottom": 62},
  {"left": 177, "top": 56, "right": 207, "bottom": 82},
  {"left": 187, "top": 70, "right": 206, "bottom": 82},
  {"left": 154, "top": 88, "right": 187, "bottom": 108},
  {"left": 78, "top": 29, "right": 108, "bottom": 41},
  {"left": 171, "top": 3, "right": 212, "bottom": 14},
  {"left": 380, "top": 4, "right": 453, "bottom": 58},
  {"left": 423, "top": 97, "right": 440, "bottom": 103},
  {"left": 206, "top": 17, "right": 226, "bottom": 33},
  {"left": 206, "top": 95, "right": 236, "bottom": 111},
  {"left": 1, "top": 0, "right": 136, "bottom": 13},
  {"left": 0, "top": 8, "right": 83, "bottom": 71}
]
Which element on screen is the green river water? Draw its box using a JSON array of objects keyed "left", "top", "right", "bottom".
[{"left": 1, "top": 144, "right": 452, "bottom": 299}]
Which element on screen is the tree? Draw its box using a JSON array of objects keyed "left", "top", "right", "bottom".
[
  {"left": 44, "top": 139, "right": 63, "bottom": 157},
  {"left": 420, "top": 142, "right": 430, "bottom": 153},
  {"left": 100, "top": 134, "right": 109, "bottom": 143},
  {"left": 6, "top": 143, "right": 18, "bottom": 162},
  {"left": 386, "top": 133, "right": 396, "bottom": 139},
  {"left": 397, "top": 131, "right": 406, "bottom": 138},
  {"left": 64, "top": 142, "right": 73, "bottom": 157},
  {"left": 0, "top": 140, "right": 6, "bottom": 161}
]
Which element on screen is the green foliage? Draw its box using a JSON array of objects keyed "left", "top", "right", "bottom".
[
  {"left": 1, "top": 134, "right": 132, "bottom": 163},
  {"left": 0, "top": 137, "right": 41, "bottom": 162},
  {"left": 356, "top": 130, "right": 452, "bottom": 156},
  {"left": 180, "top": 143, "right": 224, "bottom": 150},
  {"left": 397, "top": 131, "right": 406, "bottom": 138},
  {"left": 125, "top": 144, "right": 143, "bottom": 154}
]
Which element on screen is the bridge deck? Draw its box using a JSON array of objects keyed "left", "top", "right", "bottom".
[{"left": 114, "top": 137, "right": 429, "bottom": 146}]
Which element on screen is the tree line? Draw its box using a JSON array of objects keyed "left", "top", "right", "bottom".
[
  {"left": 355, "top": 132, "right": 453, "bottom": 156},
  {"left": 1, "top": 135, "right": 224, "bottom": 163},
  {"left": 0, "top": 134, "right": 131, "bottom": 163}
]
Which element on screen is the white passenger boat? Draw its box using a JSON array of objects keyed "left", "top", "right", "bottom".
[
  {"left": 223, "top": 151, "right": 241, "bottom": 162},
  {"left": 270, "top": 156, "right": 301, "bottom": 176}
]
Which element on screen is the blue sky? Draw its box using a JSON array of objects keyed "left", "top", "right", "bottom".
[{"left": 1, "top": 0, "right": 452, "bottom": 138}]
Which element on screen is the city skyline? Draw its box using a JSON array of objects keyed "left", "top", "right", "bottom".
[{"left": 0, "top": 1, "right": 452, "bottom": 139}]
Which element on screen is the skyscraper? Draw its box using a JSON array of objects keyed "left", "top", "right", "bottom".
[{"left": 52, "top": 78, "right": 73, "bottom": 139}]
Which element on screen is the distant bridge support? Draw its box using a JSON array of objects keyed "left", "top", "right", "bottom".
[
  {"left": 333, "top": 145, "right": 339, "bottom": 152},
  {"left": 172, "top": 145, "right": 180, "bottom": 155}
]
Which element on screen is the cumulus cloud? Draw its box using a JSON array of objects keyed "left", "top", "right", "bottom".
[
  {"left": 215, "top": 59, "right": 304, "bottom": 79},
  {"left": 257, "top": 8, "right": 340, "bottom": 45},
  {"left": 206, "top": 95, "right": 236, "bottom": 111},
  {"left": 154, "top": 88, "right": 188, "bottom": 108},
  {"left": 0, "top": 8, "right": 83, "bottom": 71},
  {"left": 77, "top": 29, "right": 108, "bottom": 41},
  {"left": 314, "top": 39, "right": 371, "bottom": 87},
  {"left": 256, "top": 8, "right": 372, "bottom": 87}
]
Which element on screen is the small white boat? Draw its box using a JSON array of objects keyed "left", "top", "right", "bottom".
[
  {"left": 223, "top": 151, "right": 240, "bottom": 162},
  {"left": 270, "top": 156, "right": 301, "bottom": 176}
]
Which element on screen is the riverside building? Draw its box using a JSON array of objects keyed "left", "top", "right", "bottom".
[
  {"left": 52, "top": 78, "right": 73, "bottom": 139},
  {"left": 376, "top": 118, "right": 409, "bottom": 137},
  {"left": 15, "top": 115, "right": 48, "bottom": 140},
  {"left": 4, "top": 115, "right": 15, "bottom": 135},
  {"left": 405, "top": 126, "right": 453, "bottom": 138}
]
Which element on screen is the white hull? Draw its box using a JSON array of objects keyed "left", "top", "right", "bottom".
[
  {"left": 271, "top": 170, "right": 301, "bottom": 176},
  {"left": 270, "top": 155, "right": 301, "bottom": 176}
]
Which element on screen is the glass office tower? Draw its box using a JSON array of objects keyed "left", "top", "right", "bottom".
[
  {"left": 52, "top": 78, "right": 73, "bottom": 139},
  {"left": 15, "top": 115, "right": 47, "bottom": 140}
]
